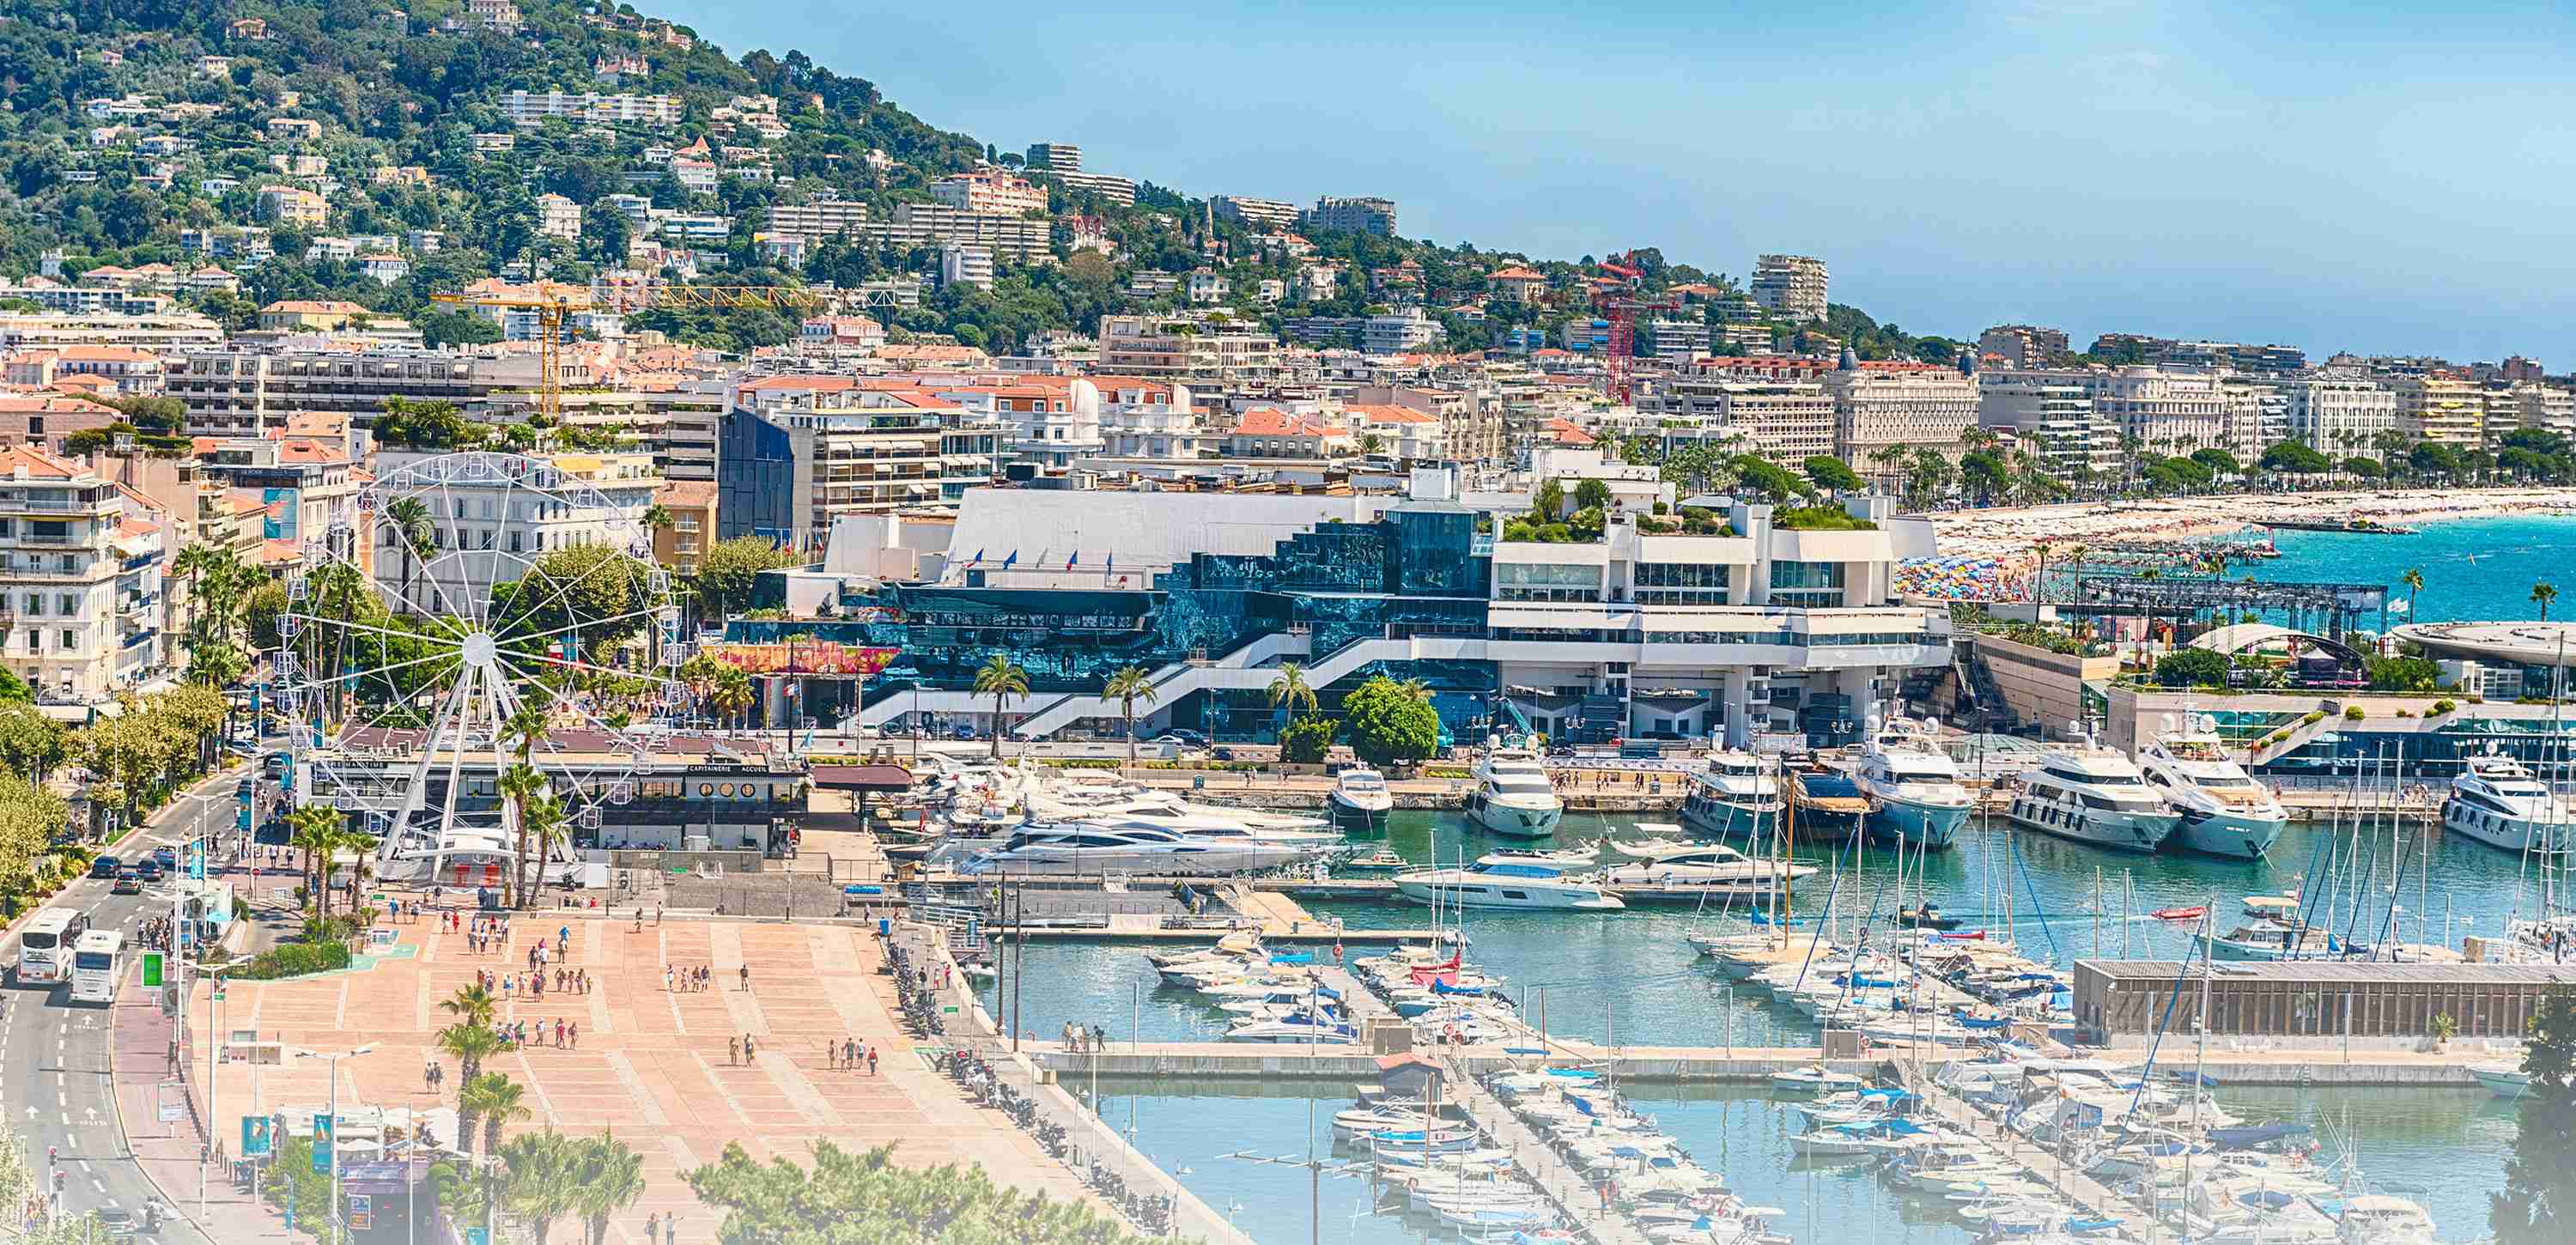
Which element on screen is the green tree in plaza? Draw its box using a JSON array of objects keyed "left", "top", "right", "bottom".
[
  {"left": 1279, "top": 714, "right": 1338, "bottom": 763},
  {"left": 1340, "top": 675, "right": 1441, "bottom": 769},
  {"left": 438, "top": 1022, "right": 506, "bottom": 1153},
  {"left": 972, "top": 654, "right": 1030, "bottom": 760},
  {"left": 569, "top": 1133, "right": 647, "bottom": 1245},
  {"left": 501, "top": 700, "right": 552, "bottom": 908},
  {"left": 287, "top": 805, "right": 343, "bottom": 917},
  {"left": 691, "top": 537, "right": 804, "bottom": 621},
  {"left": 1801, "top": 455, "right": 1864, "bottom": 494},
  {"left": 498, "top": 1130, "right": 585, "bottom": 1245},
  {"left": 1267, "top": 663, "right": 1318, "bottom": 717},
  {"left": 1102, "top": 665, "right": 1160, "bottom": 764},
  {"left": 2494, "top": 986, "right": 2576, "bottom": 1245},
  {"left": 689, "top": 1139, "right": 1164, "bottom": 1245}
]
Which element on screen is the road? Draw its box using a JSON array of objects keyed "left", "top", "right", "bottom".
[{"left": 0, "top": 772, "right": 259, "bottom": 1241}]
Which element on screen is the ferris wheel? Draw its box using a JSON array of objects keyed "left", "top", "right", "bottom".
[{"left": 272, "top": 451, "right": 693, "bottom": 884}]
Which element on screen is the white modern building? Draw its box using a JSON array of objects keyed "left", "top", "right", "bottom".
[
  {"left": 2276, "top": 376, "right": 2398, "bottom": 455},
  {"left": 0, "top": 446, "right": 167, "bottom": 701}
]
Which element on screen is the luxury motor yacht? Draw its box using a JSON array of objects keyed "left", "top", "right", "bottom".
[
  {"left": 2441, "top": 751, "right": 2575, "bottom": 854},
  {"left": 2004, "top": 745, "right": 2183, "bottom": 853},
  {"left": 1601, "top": 841, "right": 1812, "bottom": 890},
  {"left": 1392, "top": 859, "right": 1625, "bottom": 910},
  {"left": 959, "top": 823, "right": 1323, "bottom": 875},
  {"left": 1852, "top": 720, "right": 1975, "bottom": 849},
  {"left": 1465, "top": 744, "right": 1564, "bottom": 837},
  {"left": 1327, "top": 766, "right": 1394, "bottom": 833},
  {"left": 1678, "top": 750, "right": 1783, "bottom": 839},
  {"left": 2136, "top": 720, "right": 2287, "bottom": 859}
]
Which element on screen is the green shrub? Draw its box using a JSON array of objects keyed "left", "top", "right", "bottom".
[
  {"left": 1279, "top": 714, "right": 1337, "bottom": 765},
  {"left": 228, "top": 942, "right": 351, "bottom": 981},
  {"left": 2343, "top": 706, "right": 2365, "bottom": 720},
  {"left": 2430, "top": 699, "right": 2458, "bottom": 715},
  {"left": 2301, "top": 711, "right": 2326, "bottom": 725}
]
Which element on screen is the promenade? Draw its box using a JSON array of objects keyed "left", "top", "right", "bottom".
[{"left": 179, "top": 910, "right": 1094, "bottom": 1244}]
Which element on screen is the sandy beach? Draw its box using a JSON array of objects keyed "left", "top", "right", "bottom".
[
  {"left": 1893, "top": 487, "right": 2576, "bottom": 602},
  {"left": 1926, "top": 486, "right": 2576, "bottom": 561}
]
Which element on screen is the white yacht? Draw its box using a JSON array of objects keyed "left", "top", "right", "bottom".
[
  {"left": 1327, "top": 767, "right": 1394, "bottom": 833},
  {"left": 959, "top": 823, "right": 1322, "bottom": 875},
  {"left": 1465, "top": 744, "right": 1564, "bottom": 837},
  {"left": 1393, "top": 859, "right": 1625, "bottom": 910},
  {"left": 1601, "top": 841, "right": 1813, "bottom": 890},
  {"left": 2442, "top": 752, "right": 2575, "bottom": 854},
  {"left": 1029, "top": 786, "right": 1337, "bottom": 843},
  {"left": 2204, "top": 918, "right": 2336, "bottom": 961},
  {"left": 1678, "top": 750, "right": 1782, "bottom": 840},
  {"left": 2004, "top": 747, "right": 2182, "bottom": 853},
  {"left": 1852, "top": 720, "right": 1974, "bottom": 850},
  {"left": 2136, "top": 719, "right": 2287, "bottom": 859},
  {"left": 2335, "top": 1195, "right": 2437, "bottom": 1245}
]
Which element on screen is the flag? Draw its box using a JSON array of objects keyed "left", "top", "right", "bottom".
[
  {"left": 1066, "top": 550, "right": 1078, "bottom": 569},
  {"left": 1000, "top": 550, "right": 1018, "bottom": 568},
  {"left": 968, "top": 548, "right": 984, "bottom": 565},
  {"left": 2388, "top": 597, "right": 2409, "bottom": 615}
]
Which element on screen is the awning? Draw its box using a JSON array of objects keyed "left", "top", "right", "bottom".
[{"left": 809, "top": 763, "right": 913, "bottom": 792}]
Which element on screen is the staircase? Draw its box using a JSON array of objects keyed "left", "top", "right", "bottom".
[
  {"left": 1012, "top": 635, "right": 1471, "bottom": 741},
  {"left": 2241, "top": 700, "right": 2345, "bottom": 767}
]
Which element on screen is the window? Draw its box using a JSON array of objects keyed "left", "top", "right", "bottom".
[
  {"left": 59, "top": 630, "right": 74, "bottom": 651},
  {"left": 1633, "top": 562, "right": 1731, "bottom": 605},
  {"left": 1496, "top": 562, "right": 1603, "bottom": 603},
  {"left": 1769, "top": 559, "right": 1845, "bottom": 607},
  {"left": 56, "top": 594, "right": 73, "bottom": 616}
]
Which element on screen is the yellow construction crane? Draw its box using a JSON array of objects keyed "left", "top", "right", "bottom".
[{"left": 431, "top": 284, "right": 829, "bottom": 422}]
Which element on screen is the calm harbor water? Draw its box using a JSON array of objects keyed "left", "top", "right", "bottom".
[
  {"left": 975, "top": 513, "right": 2574, "bottom": 1244},
  {"left": 1084, "top": 1079, "right": 2513, "bottom": 1245}
]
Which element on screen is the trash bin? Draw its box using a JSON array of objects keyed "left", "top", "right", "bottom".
[{"left": 878, "top": 919, "right": 891, "bottom": 937}]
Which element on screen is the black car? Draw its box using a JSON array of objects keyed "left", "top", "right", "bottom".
[
  {"left": 88, "top": 856, "right": 120, "bottom": 880},
  {"left": 1153, "top": 730, "right": 1211, "bottom": 749},
  {"left": 137, "top": 860, "right": 164, "bottom": 883}
]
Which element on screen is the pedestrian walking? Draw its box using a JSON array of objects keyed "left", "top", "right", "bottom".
[
  {"left": 728, "top": 1036, "right": 739, "bottom": 1065},
  {"left": 739, "top": 964, "right": 750, "bottom": 991},
  {"left": 866, "top": 1046, "right": 878, "bottom": 1076}
]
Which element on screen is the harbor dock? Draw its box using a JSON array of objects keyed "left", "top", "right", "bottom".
[{"left": 1443, "top": 1056, "right": 1659, "bottom": 1245}]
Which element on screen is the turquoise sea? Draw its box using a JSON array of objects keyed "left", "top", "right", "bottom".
[{"left": 2248, "top": 513, "right": 2576, "bottom": 623}]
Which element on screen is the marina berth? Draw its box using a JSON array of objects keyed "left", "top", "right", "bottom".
[
  {"left": 2134, "top": 717, "right": 2288, "bottom": 859},
  {"left": 2004, "top": 743, "right": 2183, "bottom": 853}
]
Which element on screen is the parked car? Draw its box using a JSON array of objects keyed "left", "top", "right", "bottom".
[{"left": 1152, "top": 730, "right": 1211, "bottom": 750}]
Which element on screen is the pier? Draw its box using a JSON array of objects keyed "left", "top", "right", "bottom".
[{"left": 1441, "top": 1056, "right": 1658, "bottom": 1245}]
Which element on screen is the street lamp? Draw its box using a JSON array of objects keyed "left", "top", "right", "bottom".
[{"left": 290, "top": 1043, "right": 376, "bottom": 1245}]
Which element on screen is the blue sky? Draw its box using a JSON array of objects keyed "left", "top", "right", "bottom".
[{"left": 653, "top": 1, "right": 2576, "bottom": 363}]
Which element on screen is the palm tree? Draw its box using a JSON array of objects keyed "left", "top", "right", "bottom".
[
  {"left": 498, "top": 764, "right": 547, "bottom": 909},
  {"left": 440, "top": 982, "right": 498, "bottom": 1027},
  {"left": 708, "top": 666, "right": 754, "bottom": 731},
  {"left": 287, "top": 805, "right": 340, "bottom": 916},
  {"left": 463, "top": 1072, "right": 529, "bottom": 1159},
  {"left": 2031, "top": 540, "right": 2055, "bottom": 605},
  {"left": 1267, "top": 663, "right": 1318, "bottom": 719},
  {"left": 438, "top": 1023, "right": 504, "bottom": 1146},
  {"left": 519, "top": 790, "right": 568, "bottom": 902},
  {"left": 2536, "top": 581, "right": 2559, "bottom": 622},
  {"left": 1355, "top": 432, "right": 1386, "bottom": 457},
  {"left": 971, "top": 654, "right": 1029, "bottom": 760},
  {"left": 641, "top": 503, "right": 676, "bottom": 532},
  {"left": 1102, "top": 665, "right": 1159, "bottom": 764},
  {"left": 570, "top": 1133, "right": 647, "bottom": 1245},
  {"left": 2401, "top": 567, "right": 2425, "bottom": 621},
  {"left": 384, "top": 496, "right": 435, "bottom": 615},
  {"left": 497, "top": 1131, "right": 581, "bottom": 1245}
]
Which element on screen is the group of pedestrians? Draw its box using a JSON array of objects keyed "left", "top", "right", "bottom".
[{"left": 827, "top": 1037, "right": 880, "bottom": 1074}]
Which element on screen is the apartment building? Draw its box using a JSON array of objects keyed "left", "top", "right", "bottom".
[
  {"left": 716, "top": 391, "right": 1004, "bottom": 546},
  {"left": 1098, "top": 313, "right": 1282, "bottom": 389},
  {"left": 764, "top": 199, "right": 872, "bottom": 243},
  {"left": 0, "top": 446, "right": 167, "bottom": 701},
  {"left": 2275, "top": 376, "right": 2398, "bottom": 455},
  {"left": 1351, "top": 385, "right": 1499, "bottom": 463},
  {"left": 1640, "top": 318, "right": 1710, "bottom": 362},
  {"left": 1212, "top": 196, "right": 1299, "bottom": 229},
  {"left": 1977, "top": 325, "right": 2069, "bottom": 368},
  {"left": 369, "top": 447, "right": 663, "bottom": 613},
  {"left": 1826, "top": 358, "right": 1978, "bottom": 469},
  {"left": 2390, "top": 374, "right": 2482, "bottom": 448},
  {"left": 193, "top": 435, "right": 358, "bottom": 550},
  {"left": 863, "top": 203, "right": 1049, "bottom": 263},
  {"left": 165, "top": 349, "right": 493, "bottom": 436},
  {"left": 939, "top": 245, "right": 994, "bottom": 291},
  {"left": 0, "top": 313, "right": 222, "bottom": 352},
  {"left": 2513, "top": 383, "right": 2576, "bottom": 438},
  {"left": 1751, "top": 254, "right": 1828, "bottom": 322},
  {"left": 0, "top": 396, "right": 123, "bottom": 459},
  {"left": 1057, "top": 172, "right": 1138, "bottom": 205},
  {"left": 258, "top": 185, "right": 328, "bottom": 228},
  {"left": 653, "top": 480, "right": 716, "bottom": 575},
  {"left": 1976, "top": 375, "right": 2121, "bottom": 480},
  {"left": 536, "top": 193, "right": 583, "bottom": 240},
  {"left": 1093, "top": 380, "right": 1210, "bottom": 459},
  {"left": 932, "top": 170, "right": 1048, "bottom": 216},
  {"left": 1994, "top": 367, "right": 2238, "bottom": 453},
  {"left": 500, "top": 89, "right": 682, "bottom": 127},
  {"left": 1024, "top": 143, "right": 1082, "bottom": 172},
  {"left": 1641, "top": 374, "right": 1836, "bottom": 461},
  {"left": 1489, "top": 266, "right": 1547, "bottom": 303},
  {"left": 1303, "top": 196, "right": 1398, "bottom": 236},
  {"left": 1364, "top": 309, "right": 1444, "bottom": 355}
]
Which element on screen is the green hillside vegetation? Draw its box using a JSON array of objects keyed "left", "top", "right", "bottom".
[{"left": 0, "top": 0, "right": 1901, "bottom": 359}]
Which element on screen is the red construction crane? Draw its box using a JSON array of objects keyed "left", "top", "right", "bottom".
[{"left": 1592, "top": 252, "right": 1675, "bottom": 405}]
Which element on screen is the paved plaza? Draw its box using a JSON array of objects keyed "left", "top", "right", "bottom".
[{"left": 195, "top": 909, "right": 1090, "bottom": 1242}]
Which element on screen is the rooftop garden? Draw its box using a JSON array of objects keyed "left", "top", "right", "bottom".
[{"left": 1771, "top": 504, "right": 1876, "bottom": 531}]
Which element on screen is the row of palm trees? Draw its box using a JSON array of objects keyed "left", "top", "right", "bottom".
[
  {"left": 961, "top": 653, "right": 1376, "bottom": 757},
  {"left": 283, "top": 805, "right": 378, "bottom": 920},
  {"left": 428, "top": 984, "right": 642, "bottom": 1245}
]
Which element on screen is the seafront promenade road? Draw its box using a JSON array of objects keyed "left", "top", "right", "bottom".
[{"left": 190, "top": 911, "right": 1095, "bottom": 1244}]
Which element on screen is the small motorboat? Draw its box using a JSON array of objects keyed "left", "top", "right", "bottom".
[
  {"left": 1341, "top": 848, "right": 1410, "bottom": 872},
  {"left": 2471, "top": 1062, "right": 2532, "bottom": 1098},
  {"left": 1897, "top": 903, "right": 1961, "bottom": 931},
  {"left": 2152, "top": 905, "right": 2208, "bottom": 923},
  {"left": 1768, "top": 1065, "right": 1865, "bottom": 1095}
]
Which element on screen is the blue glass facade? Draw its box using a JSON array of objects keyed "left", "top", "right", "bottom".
[
  {"left": 752, "top": 503, "right": 1500, "bottom": 740},
  {"left": 716, "top": 410, "right": 796, "bottom": 544}
]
